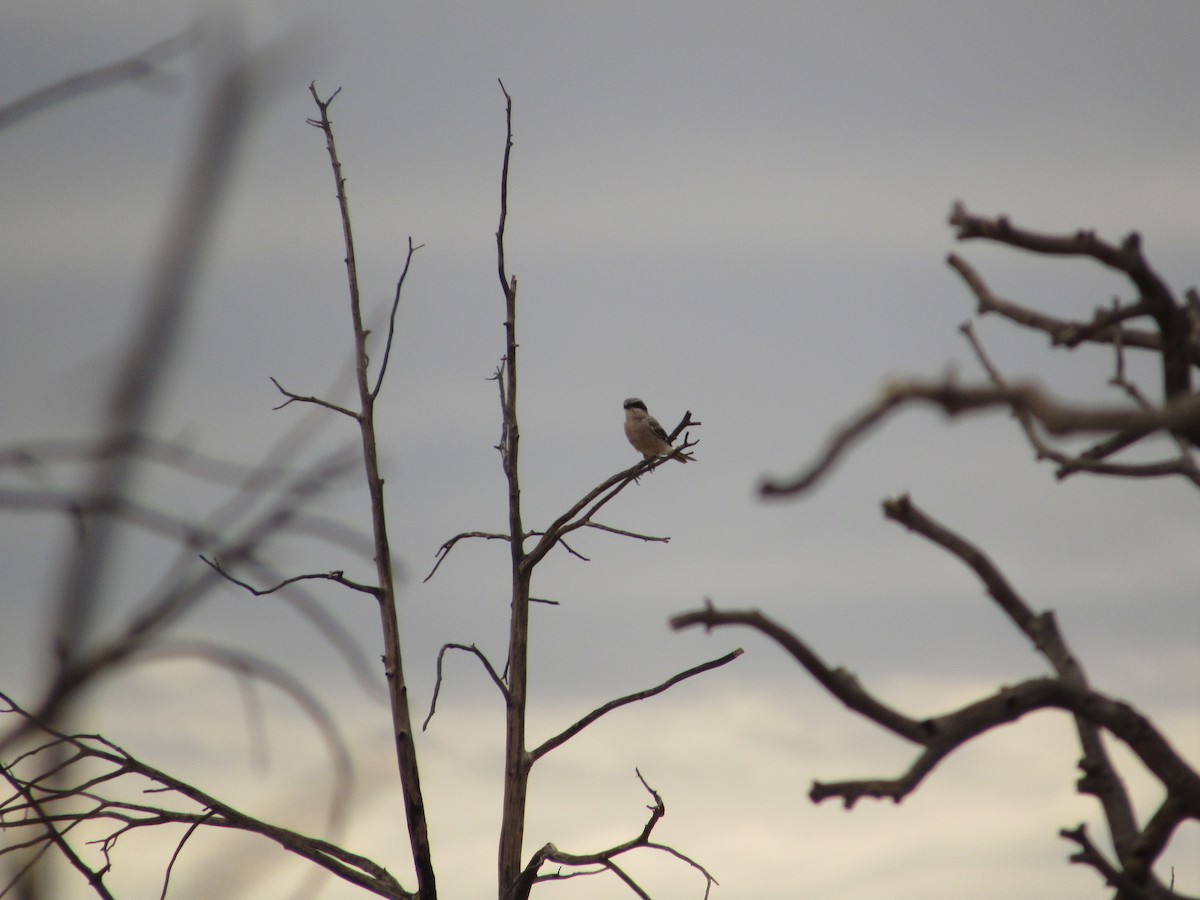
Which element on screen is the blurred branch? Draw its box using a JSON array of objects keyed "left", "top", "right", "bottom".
[
  {"left": 47, "top": 43, "right": 255, "bottom": 720},
  {"left": 1, "top": 448, "right": 356, "bottom": 758},
  {"left": 671, "top": 606, "right": 1198, "bottom": 811},
  {"left": 760, "top": 378, "right": 1200, "bottom": 498},
  {"left": 946, "top": 252, "right": 1167, "bottom": 356},
  {"left": 949, "top": 202, "right": 1193, "bottom": 403},
  {"left": 881, "top": 494, "right": 1142, "bottom": 862},
  {"left": 0, "top": 27, "right": 198, "bottom": 131},
  {"left": 671, "top": 604, "right": 926, "bottom": 743},
  {"left": 957, "top": 321, "right": 1200, "bottom": 485}
]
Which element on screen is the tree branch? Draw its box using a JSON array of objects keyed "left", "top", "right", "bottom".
[
  {"left": 513, "top": 770, "right": 718, "bottom": 900},
  {"left": 0, "top": 27, "right": 198, "bottom": 131},
  {"left": 760, "top": 378, "right": 1200, "bottom": 498},
  {"left": 670, "top": 605, "right": 926, "bottom": 743},
  {"left": 0, "top": 692, "right": 414, "bottom": 898},
  {"left": 371, "top": 237, "right": 424, "bottom": 399},
  {"left": 201, "top": 554, "right": 381, "bottom": 597},
  {"left": 950, "top": 202, "right": 1193, "bottom": 402},
  {"left": 529, "top": 649, "right": 743, "bottom": 763},
  {"left": 423, "top": 530, "right": 513, "bottom": 582},
  {"left": 423, "top": 642, "right": 509, "bottom": 731},
  {"left": 269, "top": 376, "right": 358, "bottom": 418}
]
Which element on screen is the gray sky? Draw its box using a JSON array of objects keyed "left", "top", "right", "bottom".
[{"left": 2, "top": 3, "right": 1198, "bottom": 897}]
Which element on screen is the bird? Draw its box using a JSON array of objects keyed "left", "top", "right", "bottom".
[{"left": 623, "top": 397, "right": 688, "bottom": 462}]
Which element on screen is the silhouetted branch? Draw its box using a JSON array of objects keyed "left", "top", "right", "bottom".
[
  {"left": 515, "top": 770, "right": 717, "bottom": 900},
  {"left": 269, "top": 376, "right": 358, "bottom": 417},
  {"left": 950, "top": 201, "right": 1194, "bottom": 404},
  {"left": 0, "top": 692, "right": 414, "bottom": 899},
  {"left": 423, "top": 643, "right": 509, "bottom": 731},
  {"left": 529, "top": 649, "right": 743, "bottom": 763},
  {"left": 201, "top": 554, "right": 381, "bottom": 597},
  {"left": 670, "top": 604, "right": 925, "bottom": 743},
  {"left": 304, "top": 80, "right": 435, "bottom": 897},
  {"left": 424, "top": 530, "right": 512, "bottom": 582},
  {"left": 371, "top": 237, "right": 424, "bottom": 399}
]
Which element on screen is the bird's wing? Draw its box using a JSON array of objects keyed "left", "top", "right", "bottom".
[{"left": 647, "top": 415, "right": 670, "bottom": 443}]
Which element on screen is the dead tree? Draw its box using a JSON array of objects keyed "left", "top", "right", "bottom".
[
  {"left": 1, "top": 47, "right": 405, "bottom": 900},
  {"left": 421, "top": 82, "right": 731, "bottom": 900},
  {"left": 2, "top": 66, "right": 730, "bottom": 898},
  {"left": 673, "top": 204, "right": 1200, "bottom": 900}
]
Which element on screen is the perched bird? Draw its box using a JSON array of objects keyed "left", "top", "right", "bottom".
[{"left": 623, "top": 397, "right": 688, "bottom": 462}]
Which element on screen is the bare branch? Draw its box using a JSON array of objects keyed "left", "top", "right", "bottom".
[
  {"left": 201, "top": 554, "right": 381, "bottom": 597},
  {"left": 881, "top": 494, "right": 1143, "bottom": 855},
  {"left": 580, "top": 521, "right": 670, "bottom": 543},
  {"left": 423, "top": 530, "right": 512, "bottom": 582},
  {"left": 0, "top": 27, "right": 197, "bottom": 131},
  {"left": 670, "top": 604, "right": 925, "bottom": 743},
  {"left": 947, "top": 253, "right": 1164, "bottom": 354},
  {"left": 529, "top": 649, "right": 743, "bottom": 763},
  {"left": 761, "top": 377, "right": 1200, "bottom": 497},
  {"left": 671, "top": 603, "right": 1198, "bottom": 858},
  {"left": 1059, "top": 824, "right": 1172, "bottom": 900},
  {"left": 521, "top": 451, "right": 679, "bottom": 573},
  {"left": 950, "top": 202, "right": 1193, "bottom": 401},
  {"left": 269, "top": 376, "right": 358, "bottom": 418},
  {"left": 423, "top": 643, "right": 509, "bottom": 731},
  {"left": 371, "top": 237, "right": 424, "bottom": 399},
  {"left": 0, "top": 692, "right": 415, "bottom": 899},
  {"left": 306, "top": 80, "right": 435, "bottom": 896},
  {"left": 514, "top": 770, "right": 718, "bottom": 900}
]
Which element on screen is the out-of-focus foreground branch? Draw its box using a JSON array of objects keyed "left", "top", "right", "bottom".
[{"left": 682, "top": 205, "right": 1199, "bottom": 899}]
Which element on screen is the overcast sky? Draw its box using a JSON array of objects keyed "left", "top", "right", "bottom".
[{"left": 2, "top": 3, "right": 1198, "bottom": 898}]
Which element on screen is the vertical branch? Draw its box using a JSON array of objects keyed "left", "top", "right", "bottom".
[
  {"left": 306, "top": 83, "right": 435, "bottom": 899},
  {"left": 494, "top": 79, "right": 532, "bottom": 899}
]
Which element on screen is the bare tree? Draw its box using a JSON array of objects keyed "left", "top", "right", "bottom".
[
  {"left": 674, "top": 204, "right": 1200, "bottom": 900},
  {"left": 421, "top": 81, "right": 732, "bottom": 900},
  {"left": 2, "top": 49, "right": 731, "bottom": 899}
]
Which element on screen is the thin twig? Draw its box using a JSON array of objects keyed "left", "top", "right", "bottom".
[{"left": 529, "top": 649, "right": 743, "bottom": 763}]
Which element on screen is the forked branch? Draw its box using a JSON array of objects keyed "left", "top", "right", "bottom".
[
  {"left": 760, "top": 378, "right": 1200, "bottom": 498},
  {"left": 514, "top": 770, "right": 718, "bottom": 900},
  {"left": 0, "top": 692, "right": 413, "bottom": 898}
]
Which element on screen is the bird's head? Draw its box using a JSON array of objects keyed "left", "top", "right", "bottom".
[{"left": 623, "top": 397, "right": 647, "bottom": 412}]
